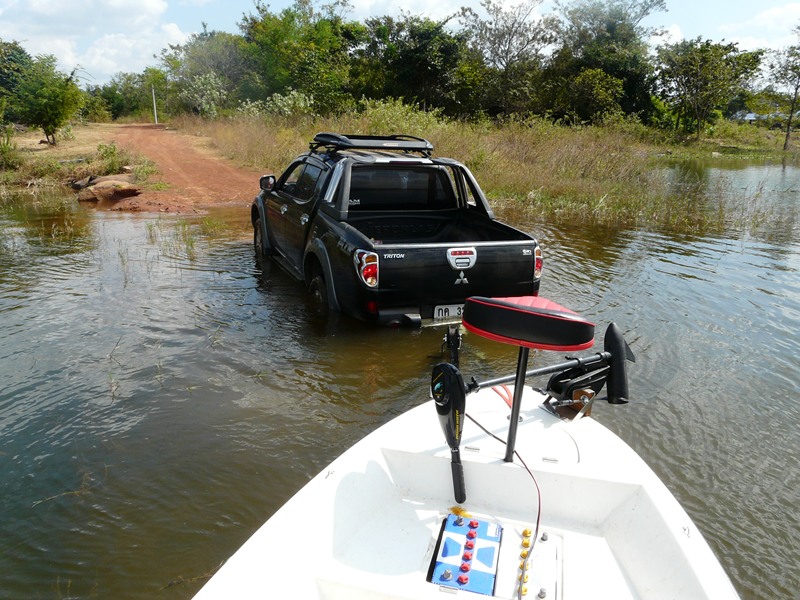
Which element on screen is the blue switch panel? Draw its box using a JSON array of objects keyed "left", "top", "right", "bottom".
[{"left": 428, "top": 513, "right": 503, "bottom": 596}]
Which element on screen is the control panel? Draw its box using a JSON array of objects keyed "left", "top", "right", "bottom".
[{"left": 428, "top": 513, "right": 503, "bottom": 596}]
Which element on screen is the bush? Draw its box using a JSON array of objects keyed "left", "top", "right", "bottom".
[
  {"left": 356, "top": 97, "right": 445, "bottom": 135},
  {"left": 0, "top": 126, "right": 23, "bottom": 170}
]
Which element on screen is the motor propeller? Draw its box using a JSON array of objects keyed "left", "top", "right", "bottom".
[{"left": 431, "top": 362, "right": 467, "bottom": 503}]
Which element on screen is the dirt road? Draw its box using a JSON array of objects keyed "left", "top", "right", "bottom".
[{"left": 106, "top": 124, "right": 265, "bottom": 213}]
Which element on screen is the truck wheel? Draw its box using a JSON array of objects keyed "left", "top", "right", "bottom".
[
  {"left": 254, "top": 218, "right": 272, "bottom": 259},
  {"left": 308, "top": 274, "right": 329, "bottom": 312}
]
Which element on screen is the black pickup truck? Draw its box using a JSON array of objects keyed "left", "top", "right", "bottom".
[{"left": 251, "top": 133, "right": 542, "bottom": 326}]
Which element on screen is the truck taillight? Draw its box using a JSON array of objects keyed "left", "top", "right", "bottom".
[
  {"left": 354, "top": 250, "right": 379, "bottom": 287},
  {"left": 534, "top": 245, "right": 543, "bottom": 279}
]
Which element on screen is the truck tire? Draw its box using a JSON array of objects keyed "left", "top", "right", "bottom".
[
  {"left": 254, "top": 217, "right": 273, "bottom": 259},
  {"left": 308, "top": 274, "right": 329, "bottom": 312}
]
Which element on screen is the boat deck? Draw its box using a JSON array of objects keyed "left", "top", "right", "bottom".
[{"left": 194, "top": 385, "right": 738, "bottom": 599}]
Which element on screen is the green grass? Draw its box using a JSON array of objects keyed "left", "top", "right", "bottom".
[
  {"left": 172, "top": 107, "right": 792, "bottom": 234},
  {"left": 5, "top": 107, "right": 796, "bottom": 236},
  {"left": 1, "top": 133, "right": 157, "bottom": 189}
]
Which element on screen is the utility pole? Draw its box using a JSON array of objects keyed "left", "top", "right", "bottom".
[{"left": 152, "top": 85, "right": 158, "bottom": 125}]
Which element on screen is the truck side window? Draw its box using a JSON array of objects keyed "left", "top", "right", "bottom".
[
  {"left": 295, "top": 164, "right": 323, "bottom": 201},
  {"left": 279, "top": 162, "right": 304, "bottom": 197},
  {"left": 280, "top": 163, "right": 323, "bottom": 202}
]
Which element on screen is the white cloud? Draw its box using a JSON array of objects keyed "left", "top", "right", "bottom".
[
  {"left": 78, "top": 24, "right": 186, "bottom": 83},
  {"left": 348, "top": 0, "right": 462, "bottom": 20},
  {"left": 720, "top": 3, "right": 800, "bottom": 36},
  {"left": 745, "top": 3, "right": 800, "bottom": 31},
  {"left": 0, "top": 0, "right": 182, "bottom": 83},
  {"left": 656, "top": 24, "right": 684, "bottom": 46}
]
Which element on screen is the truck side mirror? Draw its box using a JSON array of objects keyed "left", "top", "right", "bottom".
[{"left": 260, "top": 174, "right": 276, "bottom": 192}]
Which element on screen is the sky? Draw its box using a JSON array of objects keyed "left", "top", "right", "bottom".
[{"left": 1, "top": 0, "right": 800, "bottom": 85}]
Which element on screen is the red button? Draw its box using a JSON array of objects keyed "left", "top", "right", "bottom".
[
  {"left": 467, "top": 530, "right": 477, "bottom": 539},
  {"left": 469, "top": 520, "right": 479, "bottom": 528},
  {"left": 460, "top": 562, "right": 471, "bottom": 572},
  {"left": 457, "top": 574, "right": 469, "bottom": 584},
  {"left": 465, "top": 540, "right": 475, "bottom": 549},
  {"left": 462, "top": 551, "right": 473, "bottom": 561}
]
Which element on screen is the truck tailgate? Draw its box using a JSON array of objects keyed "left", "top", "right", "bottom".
[{"left": 375, "top": 241, "right": 537, "bottom": 308}]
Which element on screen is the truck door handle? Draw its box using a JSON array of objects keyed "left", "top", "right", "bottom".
[
  {"left": 280, "top": 204, "right": 288, "bottom": 215},
  {"left": 300, "top": 214, "right": 309, "bottom": 225}
]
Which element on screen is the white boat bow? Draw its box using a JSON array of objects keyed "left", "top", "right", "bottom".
[{"left": 194, "top": 296, "right": 739, "bottom": 600}]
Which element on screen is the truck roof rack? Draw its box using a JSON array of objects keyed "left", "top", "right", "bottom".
[{"left": 310, "top": 133, "right": 433, "bottom": 157}]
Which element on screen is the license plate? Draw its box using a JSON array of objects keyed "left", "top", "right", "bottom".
[{"left": 434, "top": 304, "right": 464, "bottom": 321}]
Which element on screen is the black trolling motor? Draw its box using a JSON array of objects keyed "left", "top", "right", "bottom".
[
  {"left": 431, "top": 362, "right": 467, "bottom": 504},
  {"left": 431, "top": 296, "right": 636, "bottom": 505}
]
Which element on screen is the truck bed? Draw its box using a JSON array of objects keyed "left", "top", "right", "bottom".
[{"left": 347, "top": 210, "right": 531, "bottom": 245}]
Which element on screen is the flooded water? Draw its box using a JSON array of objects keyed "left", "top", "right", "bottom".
[{"left": 1, "top": 162, "right": 798, "bottom": 599}]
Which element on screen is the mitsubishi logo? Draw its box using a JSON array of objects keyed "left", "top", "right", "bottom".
[{"left": 454, "top": 271, "right": 469, "bottom": 285}]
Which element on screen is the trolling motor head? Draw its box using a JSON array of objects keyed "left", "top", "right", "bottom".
[
  {"left": 431, "top": 362, "right": 467, "bottom": 503},
  {"left": 545, "top": 322, "right": 636, "bottom": 409},
  {"left": 604, "top": 322, "right": 635, "bottom": 404}
]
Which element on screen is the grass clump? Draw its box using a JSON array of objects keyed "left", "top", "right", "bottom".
[
  {"left": 0, "top": 126, "right": 23, "bottom": 170},
  {"left": 1, "top": 124, "right": 157, "bottom": 192}
]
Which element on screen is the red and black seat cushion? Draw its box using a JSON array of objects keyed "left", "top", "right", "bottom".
[{"left": 462, "top": 296, "right": 595, "bottom": 352}]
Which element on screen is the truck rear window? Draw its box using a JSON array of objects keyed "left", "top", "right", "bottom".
[{"left": 348, "top": 167, "right": 456, "bottom": 211}]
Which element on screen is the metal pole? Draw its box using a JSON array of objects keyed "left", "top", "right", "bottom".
[
  {"left": 504, "top": 346, "right": 530, "bottom": 462},
  {"left": 470, "top": 352, "right": 612, "bottom": 392},
  {"left": 152, "top": 85, "right": 158, "bottom": 125}
]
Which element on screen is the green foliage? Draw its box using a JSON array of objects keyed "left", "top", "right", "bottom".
[
  {"left": 11, "top": 55, "right": 83, "bottom": 144},
  {"left": 545, "top": 0, "right": 666, "bottom": 122},
  {"left": 657, "top": 38, "right": 763, "bottom": 139},
  {"left": 235, "top": 90, "right": 318, "bottom": 120},
  {"left": 96, "top": 142, "right": 128, "bottom": 173},
  {"left": 6, "top": 0, "right": 778, "bottom": 134},
  {"left": 0, "top": 125, "right": 22, "bottom": 169},
  {"left": 160, "top": 25, "right": 249, "bottom": 112},
  {"left": 79, "top": 90, "right": 112, "bottom": 123},
  {"left": 768, "top": 38, "right": 800, "bottom": 149},
  {"left": 0, "top": 39, "right": 33, "bottom": 122},
  {"left": 571, "top": 68, "right": 624, "bottom": 123},
  {"left": 355, "top": 97, "right": 445, "bottom": 135},
  {"left": 241, "top": 0, "right": 363, "bottom": 113},
  {"left": 180, "top": 72, "right": 228, "bottom": 118},
  {"left": 263, "top": 89, "right": 316, "bottom": 118}
]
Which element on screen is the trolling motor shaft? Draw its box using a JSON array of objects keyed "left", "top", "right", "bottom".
[{"left": 431, "top": 362, "right": 467, "bottom": 503}]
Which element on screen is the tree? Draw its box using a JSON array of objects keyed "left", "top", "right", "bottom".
[
  {"left": 459, "top": 0, "right": 556, "bottom": 115},
  {"left": 0, "top": 39, "right": 33, "bottom": 122},
  {"left": 769, "top": 34, "right": 800, "bottom": 150},
  {"left": 180, "top": 72, "right": 228, "bottom": 118},
  {"left": 460, "top": 0, "right": 555, "bottom": 72},
  {"left": 240, "top": 0, "right": 364, "bottom": 113},
  {"left": 160, "top": 24, "right": 250, "bottom": 113},
  {"left": 571, "top": 68, "right": 624, "bottom": 122},
  {"left": 350, "top": 14, "right": 479, "bottom": 116},
  {"left": 12, "top": 55, "right": 83, "bottom": 144},
  {"left": 545, "top": 0, "right": 666, "bottom": 121},
  {"left": 657, "top": 38, "right": 763, "bottom": 138}
]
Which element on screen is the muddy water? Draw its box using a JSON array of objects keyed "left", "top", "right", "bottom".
[{"left": 0, "top": 166, "right": 798, "bottom": 599}]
